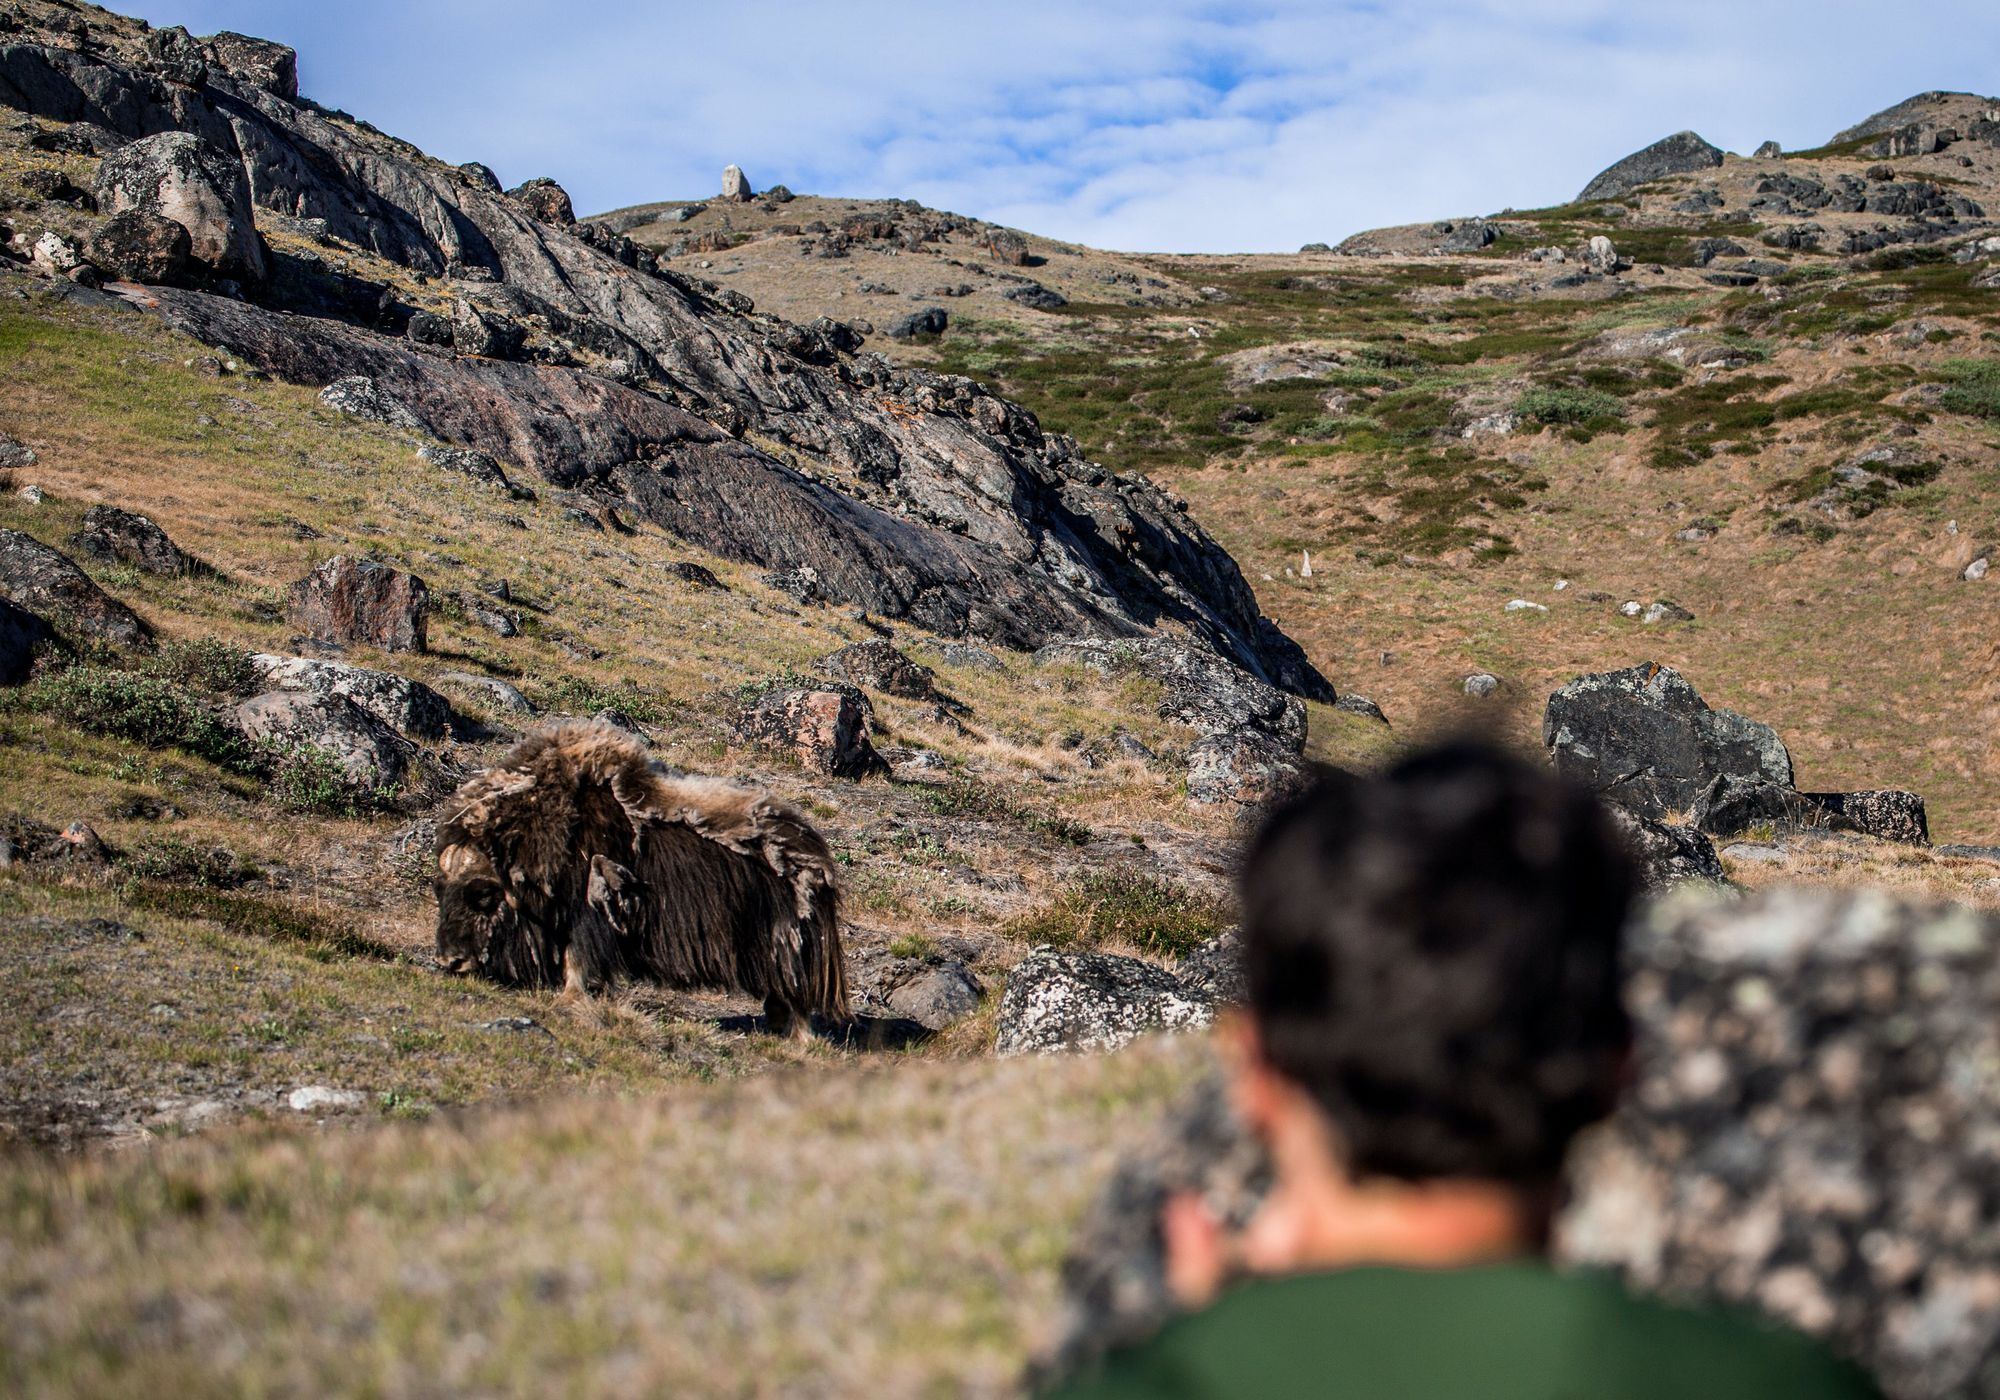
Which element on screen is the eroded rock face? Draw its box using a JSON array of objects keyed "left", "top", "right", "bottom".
[
  {"left": 232, "top": 689, "right": 414, "bottom": 789},
  {"left": 1544, "top": 662, "right": 1792, "bottom": 818},
  {"left": 199, "top": 31, "right": 296, "bottom": 99},
  {"left": 0, "top": 529, "right": 152, "bottom": 650},
  {"left": 1805, "top": 789, "right": 1930, "bottom": 846},
  {"left": 92, "top": 131, "right": 264, "bottom": 281},
  {"left": 285, "top": 555, "right": 429, "bottom": 653},
  {"left": 1577, "top": 130, "right": 1725, "bottom": 202},
  {"left": 994, "top": 948, "right": 1219, "bottom": 1056},
  {"left": 69, "top": 503, "right": 202, "bottom": 576},
  {"left": 505, "top": 178, "right": 573, "bottom": 227},
  {"left": 247, "top": 654, "right": 450, "bottom": 739},
  {"left": 735, "top": 687, "right": 885, "bottom": 777}
]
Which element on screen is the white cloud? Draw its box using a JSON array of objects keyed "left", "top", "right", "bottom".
[{"left": 132, "top": 0, "right": 2000, "bottom": 252}]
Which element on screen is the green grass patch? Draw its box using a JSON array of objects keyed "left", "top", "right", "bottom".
[
  {"left": 1007, "top": 868, "right": 1228, "bottom": 959},
  {"left": 120, "top": 883, "right": 402, "bottom": 962},
  {"left": 1937, "top": 359, "right": 2000, "bottom": 419}
]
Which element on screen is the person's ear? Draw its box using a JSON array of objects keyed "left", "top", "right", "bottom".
[{"left": 1220, "top": 1013, "right": 1287, "bottom": 1134}]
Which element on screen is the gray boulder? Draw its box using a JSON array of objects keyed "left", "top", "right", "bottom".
[
  {"left": 886, "top": 307, "right": 948, "bottom": 339},
  {"left": 1804, "top": 788, "right": 1929, "bottom": 846},
  {"left": 1034, "top": 637, "right": 1305, "bottom": 748},
  {"left": 437, "top": 671, "right": 533, "bottom": 716},
  {"left": 995, "top": 948, "right": 1219, "bottom": 1055},
  {"left": 200, "top": 31, "right": 298, "bottom": 100},
  {"left": 814, "top": 639, "right": 940, "bottom": 701},
  {"left": 721, "top": 164, "right": 753, "bottom": 202},
  {"left": 1184, "top": 731, "right": 1307, "bottom": 807},
  {"left": 504, "top": 178, "right": 573, "bottom": 227},
  {"left": 246, "top": 653, "right": 451, "bottom": 739},
  {"left": 84, "top": 209, "right": 193, "bottom": 285},
  {"left": 1688, "top": 773, "right": 1810, "bottom": 837},
  {"left": 232, "top": 689, "right": 414, "bottom": 790},
  {"left": 1577, "top": 130, "right": 1725, "bottom": 202},
  {"left": 0, "top": 529, "right": 152, "bottom": 650},
  {"left": 69, "top": 503, "right": 204, "bottom": 576},
  {"left": 1175, "top": 929, "right": 1247, "bottom": 1006},
  {"left": 932, "top": 640, "right": 1004, "bottom": 672},
  {"left": 92, "top": 131, "right": 265, "bottom": 282},
  {"left": 1543, "top": 662, "right": 1792, "bottom": 818},
  {"left": 1002, "top": 281, "right": 1068, "bottom": 311},
  {"left": 284, "top": 555, "right": 429, "bottom": 654},
  {"left": 853, "top": 953, "right": 985, "bottom": 1030},
  {"left": 318, "top": 376, "right": 424, "bottom": 431}
]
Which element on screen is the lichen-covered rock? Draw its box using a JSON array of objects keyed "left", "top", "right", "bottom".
[
  {"left": 246, "top": 654, "right": 450, "bottom": 739},
  {"left": 84, "top": 209, "right": 193, "bottom": 285},
  {"left": 1560, "top": 887, "right": 2000, "bottom": 1399},
  {"left": 1603, "top": 803, "right": 1728, "bottom": 888},
  {"left": 318, "top": 376, "right": 424, "bottom": 431},
  {"left": 505, "top": 178, "right": 574, "bottom": 226},
  {"left": 1688, "top": 773, "right": 1811, "bottom": 837},
  {"left": 92, "top": 131, "right": 265, "bottom": 281},
  {"left": 1544, "top": 662, "right": 1792, "bottom": 818},
  {"left": 1804, "top": 789, "right": 1930, "bottom": 846},
  {"left": 851, "top": 952, "right": 985, "bottom": 1031},
  {"left": 68, "top": 503, "right": 203, "bottom": 576},
  {"left": 1577, "top": 130, "right": 1726, "bottom": 201},
  {"left": 0, "top": 529, "right": 152, "bottom": 650},
  {"left": 284, "top": 555, "right": 429, "bottom": 654},
  {"left": 994, "top": 948, "right": 1218, "bottom": 1055},
  {"left": 232, "top": 689, "right": 414, "bottom": 790},
  {"left": 1035, "top": 637, "right": 1306, "bottom": 747},
  {"left": 1184, "top": 730, "right": 1307, "bottom": 807},
  {"left": 1175, "top": 929, "right": 1247, "bottom": 1006},
  {"left": 735, "top": 687, "right": 885, "bottom": 778},
  {"left": 436, "top": 671, "right": 533, "bottom": 716},
  {"left": 200, "top": 30, "right": 297, "bottom": 100},
  {"left": 813, "top": 639, "right": 940, "bottom": 701}
]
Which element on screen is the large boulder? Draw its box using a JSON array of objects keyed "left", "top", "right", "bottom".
[
  {"left": 69, "top": 504, "right": 204, "bottom": 576},
  {"left": 1184, "top": 731, "right": 1307, "bottom": 808},
  {"left": 0, "top": 529, "right": 152, "bottom": 650},
  {"left": 1035, "top": 637, "right": 1305, "bottom": 747},
  {"left": 246, "top": 654, "right": 451, "bottom": 739},
  {"left": 231, "top": 690, "right": 414, "bottom": 790},
  {"left": 1804, "top": 789, "right": 1930, "bottom": 846},
  {"left": 735, "top": 687, "right": 885, "bottom": 777},
  {"left": 1543, "top": 662, "right": 1791, "bottom": 818},
  {"left": 317, "top": 376, "right": 424, "bottom": 431},
  {"left": 721, "top": 164, "right": 753, "bottom": 202},
  {"left": 1577, "top": 130, "right": 1726, "bottom": 202},
  {"left": 995, "top": 948, "right": 1220, "bottom": 1056},
  {"left": 0, "top": 596, "right": 52, "bottom": 685},
  {"left": 285, "top": 556, "right": 429, "bottom": 654},
  {"left": 813, "top": 639, "right": 940, "bottom": 701},
  {"left": 1690, "top": 775, "right": 1931, "bottom": 846},
  {"left": 850, "top": 952, "right": 985, "bottom": 1031},
  {"left": 84, "top": 209, "right": 193, "bottom": 285},
  {"left": 1562, "top": 887, "right": 2000, "bottom": 1399},
  {"left": 92, "top": 131, "right": 265, "bottom": 282}
]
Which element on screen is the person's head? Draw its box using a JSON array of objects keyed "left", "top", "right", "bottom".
[{"left": 1235, "top": 740, "right": 1636, "bottom": 1190}]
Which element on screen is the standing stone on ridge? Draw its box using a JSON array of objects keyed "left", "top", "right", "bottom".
[{"left": 722, "top": 164, "right": 754, "bottom": 202}]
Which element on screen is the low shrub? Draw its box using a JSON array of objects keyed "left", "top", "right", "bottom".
[
  {"left": 145, "top": 637, "right": 261, "bottom": 696},
  {"left": 1008, "top": 868, "right": 1228, "bottom": 959},
  {"left": 1513, "top": 386, "right": 1625, "bottom": 427},
  {"left": 121, "top": 838, "right": 258, "bottom": 888},
  {"left": 263, "top": 741, "right": 400, "bottom": 818},
  {"left": 1938, "top": 360, "right": 2000, "bottom": 420},
  {"left": 24, "top": 666, "right": 254, "bottom": 772}
]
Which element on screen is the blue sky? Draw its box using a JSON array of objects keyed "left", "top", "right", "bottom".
[{"left": 129, "top": 1, "right": 2000, "bottom": 253}]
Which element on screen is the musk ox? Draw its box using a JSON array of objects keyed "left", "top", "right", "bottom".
[{"left": 433, "top": 722, "right": 848, "bottom": 1035}]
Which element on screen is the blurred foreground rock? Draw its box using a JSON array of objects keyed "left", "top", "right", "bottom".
[{"left": 1042, "top": 887, "right": 2000, "bottom": 1399}]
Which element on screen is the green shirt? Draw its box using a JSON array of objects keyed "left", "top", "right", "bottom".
[{"left": 1045, "top": 1262, "right": 1881, "bottom": 1400}]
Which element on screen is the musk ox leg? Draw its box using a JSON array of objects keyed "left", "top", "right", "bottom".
[{"left": 764, "top": 993, "right": 811, "bottom": 1042}]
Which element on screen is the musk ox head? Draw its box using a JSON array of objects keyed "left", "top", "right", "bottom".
[{"left": 432, "top": 838, "right": 512, "bottom": 976}]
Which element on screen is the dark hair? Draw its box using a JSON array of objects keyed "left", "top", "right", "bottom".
[{"left": 1238, "top": 740, "right": 1636, "bottom": 1184}]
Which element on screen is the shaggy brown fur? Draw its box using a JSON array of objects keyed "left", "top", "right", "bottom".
[{"left": 433, "top": 722, "right": 847, "bottom": 1033}]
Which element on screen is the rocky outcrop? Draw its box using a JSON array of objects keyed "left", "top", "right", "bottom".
[
  {"left": 1603, "top": 804, "right": 1727, "bottom": 888},
  {"left": 93, "top": 131, "right": 264, "bottom": 281},
  {"left": 231, "top": 689, "right": 414, "bottom": 790},
  {"left": 0, "top": 529, "right": 152, "bottom": 650},
  {"left": 1036, "top": 636, "right": 1312, "bottom": 804},
  {"left": 735, "top": 687, "right": 885, "bottom": 778},
  {"left": 1544, "top": 662, "right": 1791, "bottom": 818},
  {"left": 69, "top": 504, "right": 204, "bottom": 576},
  {"left": 1, "top": 18, "right": 1325, "bottom": 698},
  {"left": 285, "top": 556, "right": 429, "bottom": 654},
  {"left": 247, "top": 654, "right": 451, "bottom": 740},
  {"left": 505, "top": 178, "right": 573, "bottom": 227},
  {"left": 1577, "top": 130, "right": 1725, "bottom": 202},
  {"left": 994, "top": 948, "right": 1220, "bottom": 1056}
]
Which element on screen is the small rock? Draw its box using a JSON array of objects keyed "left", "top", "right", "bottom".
[
  {"left": 505, "top": 178, "right": 574, "bottom": 226},
  {"left": 1964, "top": 556, "right": 1990, "bottom": 582},
  {"left": 0, "top": 434, "right": 37, "bottom": 469},
  {"left": 1618, "top": 600, "right": 1643, "bottom": 617},
  {"left": 590, "top": 708, "right": 649, "bottom": 746},
  {"left": 666, "top": 561, "right": 725, "bottom": 589},
  {"left": 17, "top": 484, "right": 44, "bottom": 505},
  {"left": 930, "top": 640, "right": 1004, "bottom": 672},
  {"left": 1721, "top": 840, "right": 1789, "bottom": 865},
  {"left": 69, "top": 503, "right": 204, "bottom": 576},
  {"left": 735, "top": 687, "right": 885, "bottom": 778},
  {"left": 318, "top": 376, "right": 424, "bottom": 431},
  {"left": 1504, "top": 599, "right": 1549, "bottom": 614},
  {"left": 886, "top": 307, "right": 948, "bottom": 339},
  {"left": 1641, "top": 600, "right": 1695, "bottom": 625},
  {"left": 762, "top": 565, "right": 829, "bottom": 606},
  {"left": 1332, "top": 694, "right": 1388, "bottom": 724},
  {"left": 437, "top": 671, "right": 534, "bottom": 715},
  {"left": 287, "top": 1085, "right": 366, "bottom": 1113},
  {"left": 1463, "top": 672, "right": 1500, "bottom": 698}
]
